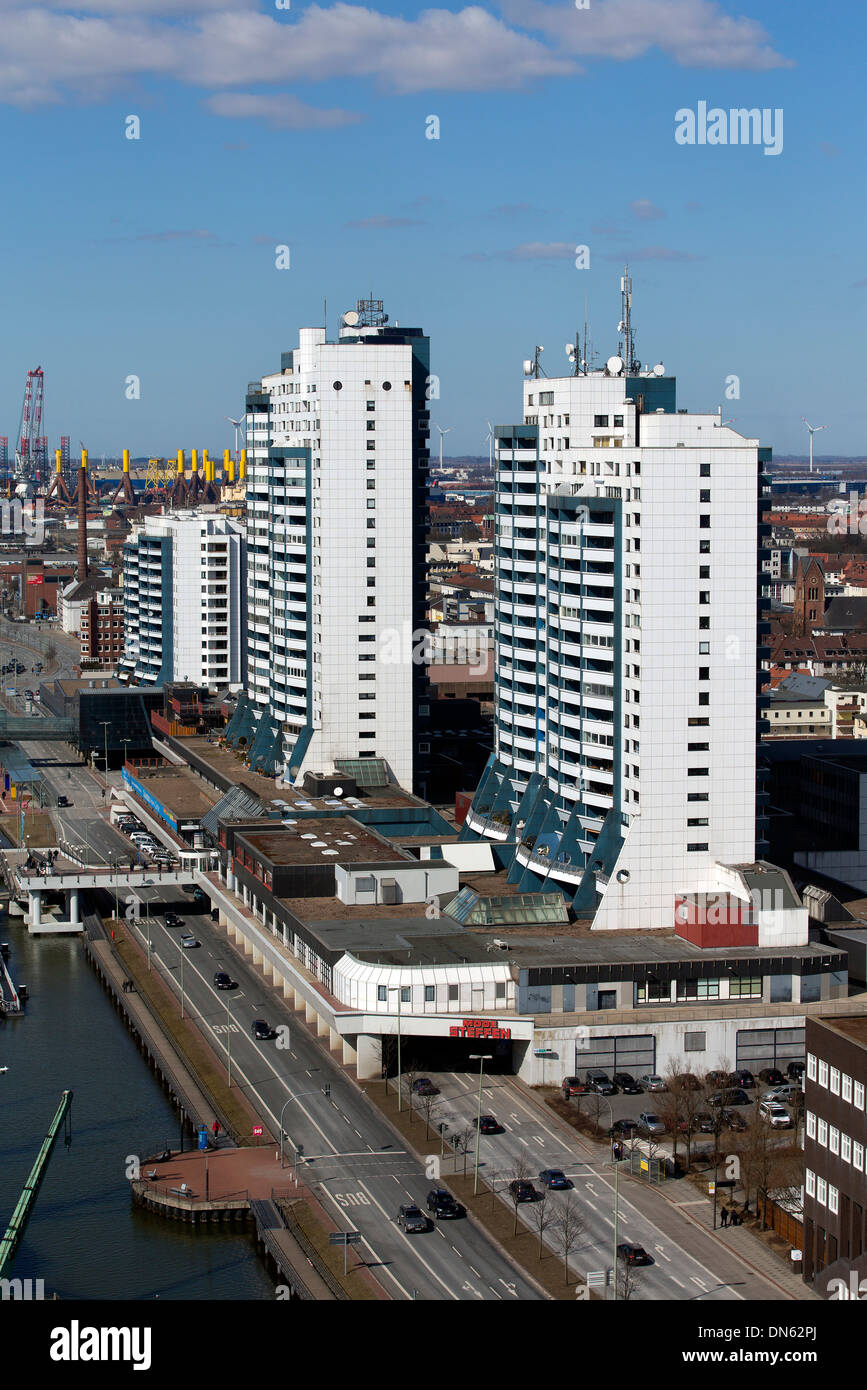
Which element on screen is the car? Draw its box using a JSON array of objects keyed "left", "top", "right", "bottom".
[
  {"left": 561, "top": 1076, "right": 589, "bottom": 1097},
  {"left": 709, "top": 1088, "right": 751, "bottom": 1108},
  {"left": 214, "top": 972, "right": 237, "bottom": 990},
  {"left": 608, "top": 1118, "right": 639, "bottom": 1139},
  {"left": 637, "top": 1111, "right": 666, "bottom": 1136},
  {"left": 721, "top": 1109, "right": 748, "bottom": 1132},
  {"left": 475, "top": 1114, "right": 504, "bottom": 1135},
  {"left": 397, "top": 1204, "right": 428, "bottom": 1233},
  {"left": 538, "top": 1169, "right": 572, "bottom": 1190},
  {"left": 24, "top": 689, "right": 34, "bottom": 699},
  {"left": 411, "top": 1077, "right": 440, "bottom": 1096},
  {"left": 251, "top": 1019, "right": 272, "bottom": 1040},
  {"left": 787, "top": 1060, "right": 806, "bottom": 1082},
  {"left": 617, "top": 1243, "right": 653, "bottom": 1266},
  {"left": 509, "top": 1180, "right": 537, "bottom": 1203},
  {"left": 679, "top": 1112, "right": 717, "bottom": 1134},
  {"left": 640, "top": 1074, "right": 666, "bottom": 1092},
  {"left": 191, "top": 888, "right": 206, "bottom": 904},
  {"left": 674, "top": 1072, "right": 703, "bottom": 1091},
  {"left": 180, "top": 934, "right": 200, "bottom": 949},
  {"left": 759, "top": 1101, "right": 792, "bottom": 1129},
  {"left": 164, "top": 912, "right": 184, "bottom": 928},
  {"left": 56, "top": 794, "right": 70, "bottom": 807},
  {"left": 761, "top": 1084, "right": 802, "bottom": 1105},
  {"left": 728, "top": 1070, "right": 756, "bottom": 1090},
  {"left": 759, "top": 1068, "right": 785, "bottom": 1087},
  {"left": 706, "top": 1070, "right": 729, "bottom": 1088},
  {"left": 612, "top": 1072, "right": 643, "bottom": 1094},
  {"left": 586, "top": 1069, "right": 617, "bottom": 1095},
  {"left": 426, "top": 1189, "right": 463, "bottom": 1218}
]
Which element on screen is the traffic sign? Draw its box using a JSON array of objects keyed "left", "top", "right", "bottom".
[
  {"left": 252, "top": 1125, "right": 263, "bottom": 1136},
  {"left": 328, "top": 1232, "right": 362, "bottom": 1246}
]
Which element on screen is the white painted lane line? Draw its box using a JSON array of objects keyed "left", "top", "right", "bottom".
[
  {"left": 654, "top": 1245, "right": 671, "bottom": 1262},
  {"left": 670, "top": 1276, "right": 685, "bottom": 1288},
  {"left": 469, "top": 1265, "right": 481, "bottom": 1277},
  {"left": 357, "top": 1180, "right": 459, "bottom": 1301}
]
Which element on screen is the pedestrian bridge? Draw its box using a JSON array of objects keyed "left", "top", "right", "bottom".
[
  {"left": 1, "top": 848, "right": 203, "bottom": 933},
  {"left": 0, "top": 711, "right": 76, "bottom": 740}
]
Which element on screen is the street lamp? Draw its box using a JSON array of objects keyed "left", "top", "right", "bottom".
[
  {"left": 279, "top": 1078, "right": 330, "bottom": 1169},
  {"left": 99, "top": 721, "right": 111, "bottom": 784},
  {"left": 469, "top": 1053, "right": 493, "bottom": 1195},
  {"left": 387, "top": 985, "right": 404, "bottom": 1111},
  {"left": 584, "top": 1093, "right": 622, "bottom": 1301}
]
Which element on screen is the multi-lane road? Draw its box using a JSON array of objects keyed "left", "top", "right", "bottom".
[{"left": 124, "top": 897, "right": 545, "bottom": 1302}]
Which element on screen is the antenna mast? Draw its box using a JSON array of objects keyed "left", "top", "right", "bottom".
[{"left": 620, "top": 265, "right": 635, "bottom": 372}]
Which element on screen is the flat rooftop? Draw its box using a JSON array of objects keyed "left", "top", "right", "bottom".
[
  {"left": 125, "top": 765, "right": 217, "bottom": 820},
  {"left": 815, "top": 1014, "right": 867, "bottom": 1048},
  {"left": 238, "top": 818, "right": 406, "bottom": 867}
]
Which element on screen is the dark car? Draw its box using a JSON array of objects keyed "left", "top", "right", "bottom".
[
  {"left": 678, "top": 1112, "right": 716, "bottom": 1134},
  {"left": 475, "top": 1114, "right": 504, "bottom": 1135},
  {"left": 251, "top": 1019, "right": 272, "bottom": 1040},
  {"left": 721, "top": 1109, "right": 748, "bottom": 1132},
  {"left": 723, "top": 1088, "right": 752, "bottom": 1107},
  {"left": 759, "top": 1068, "right": 785, "bottom": 1086},
  {"left": 586, "top": 1069, "right": 617, "bottom": 1095},
  {"left": 397, "top": 1204, "right": 428, "bottom": 1233},
  {"left": 561, "top": 1076, "right": 589, "bottom": 1097},
  {"left": 675, "top": 1072, "right": 703, "bottom": 1091},
  {"left": 787, "top": 1060, "right": 806, "bottom": 1082},
  {"left": 214, "top": 972, "right": 237, "bottom": 990},
  {"left": 411, "top": 1078, "right": 440, "bottom": 1097},
  {"left": 164, "top": 912, "right": 184, "bottom": 928},
  {"left": 426, "top": 1189, "right": 462, "bottom": 1218},
  {"left": 617, "top": 1243, "right": 653, "bottom": 1266},
  {"left": 509, "top": 1180, "right": 537, "bottom": 1203},
  {"left": 612, "top": 1072, "right": 642, "bottom": 1095},
  {"left": 609, "top": 1118, "right": 639, "bottom": 1138},
  {"left": 706, "top": 1070, "right": 729, "bottom": 1087},
  {"left": 191, "top": 888, "right": 207, "bottom": 904},
  {"left": 728, "top": 1070, "right": 756, "bottom": 1090},
  {"left": 56, "top": 794, "right": 70, "bottom": 807},
  {"left": 538, "top": 1168, "right": 572, "bottom": 1190}
]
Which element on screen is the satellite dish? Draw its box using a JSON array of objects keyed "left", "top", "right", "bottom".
[
  {"left": 565, "top": 343, "right": 575, "bottom": 357},
  {"left": 606, "top": 355, "right": 623, "bottom": 375},
  {"left": 653, "top": 363, "right": 665, "bottom": 376},
  {"left": 522, "top": 360, "right": 534, "bottom": 375},
  {"left": 333, "top": 786, "right": 344, "bottom": 797},
  {"left": 343, "top": 310, "right": 359, "bottom": 326}
]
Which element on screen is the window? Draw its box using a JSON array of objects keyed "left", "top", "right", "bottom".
[
  {"left": 854, "top": 1141, "right": 865, "bottom": 1171},
  {"left": 539, "top": 391, "right": 553, "bottom": 405},
  {"left": 688, "top": 817, "right": 709, "bottom": 826},
  {"left": 593, "top": 414, "right": 609, "bottom": 427},
  {"left": 699, "top": 566, "right": 710, "bottom": 579},
  {"left": 495, "top": 981, "right": 506, "bottom": 999},
  {"left": 699, "top": 591, "right": 710, "bottom": 604},
  {"left": 377, "top": 985, "right": 387, "bottom": 1002},
  {"left": 698, "top": 692, "right": 710, "bottom": 705},
  {"left": 842, "top": 1073, "right": 853, "bottom": 1103},
  {"left": 830, "top": 1066, "right": 840, "bottom": 1095},
  {"left": 424, "top": 985, "right": 435, "bottom": 1003},
  {"left": 676, "top": 977, "right": 719, "bottom": 999},
  {"left": 613, "top": 415, "right": 624, "bottom": 428},
  {"left": 830, "top": 1125, "right": 840, "bottom": 1155},
  {"left": 806, "top": 1110, "right": 817, "bottom": 1139},
  {"left": 699, "top": 642, "right": 710, "bottom": 654},
  {"left": 687, "top": 792, "right": 709, "bottom": 801},
  {"left": 698, "top": 667, "right": 709, "bottom": 680},
  {"left": 448, "top": 984, "right": 459, "bottom": 1003},
  {"left": 687, "top": 767, "right": 708, "bottom": 776},
  {"left": 817, "top": 1118, "right": 828, "bottom": 1147},
  {"left": 805, "top": 1167, "right": 815, "bottom": 1197},
  {"left": 700, "top": 490, "right": 711, "bottom": 503},
  {"left": 400, "top": 986, "right": 410, "bottom": 1003},
  {"left": 729, "top": 975, "right": 761, "bottom": 997},
  {"left": 842, "top": 1133, "right": 852, "bottom": 1162},
  {"left": 816, "top": 1177, "right": 827, "bottom": 1207},
  {"left": 699, "top": 515, "right": 710, "bottom": 528},
  {"left": 700, "top": 463, "right": 711, "bottom": 476},
  {"left": 818, "top": 1059, "right": 829, "bottom": 1088},
  {"left": 700, "top": 540, "right": 710, "bottom": 553},
  {"left": 828, "top": 1185, "right": 839, "bottom": 1215},
  {"left": 807, "top": 1052, "right": 817, "bottom": 1081},
  {"left": 855, "top": 1080, "right": 865, "bottom": 1109}
]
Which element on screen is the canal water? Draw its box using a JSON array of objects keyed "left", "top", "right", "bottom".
[{"left": 0, "top": 917, "right": 275, "bottom": 1300}]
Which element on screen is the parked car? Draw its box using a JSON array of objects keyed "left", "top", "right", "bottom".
[
  {"left": 509, "top": 1180, "right": 537, "bottom": 1203},
  {"left": 759, "top": 1101, "right": 792, "bottom": 1129},
  {"left": 612, "top": 1072, "right": 642, "bottom": 1094},
  {"left": 538, "top": 1169, "right": 572, "bottom": 1190},
  {"left": 397, "top": 1204, "right": 428, "bottom": 1233},
  {"left": 609, "top": 1118, "right": 639, "bottom": 1138},
  {"left": 721, "top": 1109, "right": 748, "bottom": 1132},
  {"left": 759, "top": 1068, "right": 785, "bottom": 1087},
  {"left": 251, "top": 1019, "right": 273, "bottom": 1040},
  {"left": 637, "top": 1111, "right": 666, "bottom": 1136},
  {"left": 586, "top": 1069, "right": 617, "bottom": 1095},
  {"left": 164, "top": 912, "right": 184, "bottom": 928},
  {"left": 728, "top": 1070, "right": 756, "bottom": 1090},
  {"left": 678, "top": 1112, "right": 716, "bottom": 1134},
  {"left": 640, "top": 1074, "right": 666, "bottom": 1092},
  {"left": 706, "top": 1070, "right": 729, "bottom": 1087},
  {"left": 709, "top": 1088, "right": 751, "bottom": 1108},
  {"left": 561, "top": 1076, "right": 589, "bottom": 1097},
  {"left": 180, "top": 934, "right": 200, "bottom": 949},
  {"left": 214, "top": 972, "right": 237, "bottom": 990},
  {"left": 674, "top": 1072, "right": 703, "bottom": 1091},
  {"left": 426, "top": 1189, "right": 463, "bottom": 1219},
  {"left": 787, "top": 1060, "right": 806, "bottom": 1082},
  {"left": 761, "top": 1084, "right": 802, "bottom": 1105},
  {"left": 617, "top": 1243, "right": 653, "bottom": 1266},
  {"left": 475, "top": 1115, "right": 504, "bottom": 1135},
  {"left": 411, "top": 1078, "right": 439, "bottom": 1097}
]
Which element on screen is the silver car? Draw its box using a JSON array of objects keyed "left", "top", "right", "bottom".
[
  {"left": 637, "top": 1111, "right": 666, "bottom": 1136},
  {"left": 397, "top": 1204, "right": 428, "bottom": 1234},
  {"left": 640, "top": 1075, "right": 666, "bottom": 1093}
]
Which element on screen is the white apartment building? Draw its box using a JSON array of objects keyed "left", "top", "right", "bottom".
[
  {"left": 119, "top": 511, "right": 246, "bottom": 688},
  {"left": 462, "top": 281, "right": 805, "bottom": 945},
  {"left": 235, "top": 298, "right": 430, "bottom": 792}
]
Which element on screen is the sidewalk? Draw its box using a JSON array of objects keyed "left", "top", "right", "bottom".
[{"left": 513, "top": 1079, "right": 819, "bottom": 1301}]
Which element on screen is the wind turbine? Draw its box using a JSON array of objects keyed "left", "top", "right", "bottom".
[
  {"left": 801, "top": 417, "right": 827, "bottom": 474},
  {"left": 226, "top": 416, "right": 245, "bottom": 462},
  {"left": 434, "top": 424, "right": 451, "bottom": 472},
  {"left": 484, "top": 420, "right": 494, "bottom": 472}
]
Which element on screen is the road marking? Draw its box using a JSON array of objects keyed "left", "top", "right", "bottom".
[
  {"left": 692, "top": 1276, "right": 708, "bottom": 1291},
  {"left": 532, "top": 1136, "right": 545, "bottom": 1148},
  {"left": 462, "top": 1281, "right": 484, "bottom": 1300},
  {"left": 356, "top": 1180, "right": 459, "bottom": 1301},
  {"left": 469, "top": 1265, "right": 481, "bottom": 1277},
  {"left": 498, "top": 1278, "right": 518, "bottom": 1298},
  {"left": 654, "top": 1245, "right": 671, "bottom": 1262},
  {"left": 518, "top": 1138, "right": 529, "bottom": 1147},
  {"left": 670, "top": 1276, "right": 685, "bottom": 1288}
]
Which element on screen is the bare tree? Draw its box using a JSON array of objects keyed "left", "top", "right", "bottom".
[
  {"left": 507, "top": 1153, "right": 534, "bottom": 1236},
  {"left": 616, "top": 1257, "right": 645, "bottom": 1302},
  {"left": 552, "top": 1191, "right": 586, "bottom": 1284},
  {"left": 403, "top": 1058, "right": 419, "bottom": 1125},
  {"left": 418, "top": 1088, "right": 442, "bottom": 1141},
  {"left": 529, "top": 1187, "right": 557, "bottom": 1260},
  {"left": 451, "top": 1126, "right": 474, "bottom": 1179}
]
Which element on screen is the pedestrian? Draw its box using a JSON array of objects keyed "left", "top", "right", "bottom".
[
  {"left": 731, "top": 1208, "right": 741, "bottom": 1227},
  {"left": 720, "top": 1205, "right": 728, "bottom": 1228}
]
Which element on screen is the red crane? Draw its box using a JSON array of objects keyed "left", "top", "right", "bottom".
[{"left": 16, "top": 367, "right": 44, "bottom": 479}]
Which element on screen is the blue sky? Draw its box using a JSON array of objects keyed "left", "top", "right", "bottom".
[{"left": 0, "top": 0, "right": 864, "bottom": 459}]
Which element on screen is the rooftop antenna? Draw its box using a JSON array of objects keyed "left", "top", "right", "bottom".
[
  {"left": 619, "top": 265, "right": 635, "bottom": 373},
  {"left": 801, "top": 417, "right": 827, "bottom": 474},
  {"left": 533, "top": 345, "right": 547, "bottom": 378},
  {"left": 583, "top": 294, "right": 589, "bottom": 374}
]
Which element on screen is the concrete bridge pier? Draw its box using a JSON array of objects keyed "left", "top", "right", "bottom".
[
  {"left": 67, "top": 888, "right": 80, "bottom": 926},
  {"left": 27, "top": 888, "right": 41, "bottom": 929}
]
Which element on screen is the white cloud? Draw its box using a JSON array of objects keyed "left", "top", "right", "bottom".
[
  {"left": 206, "top": 92, "right": 362, "bottom": 129},
  {"left": 629, "top": 198, "right": 666, "bottom": 221}
]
